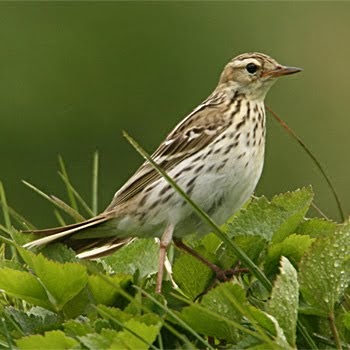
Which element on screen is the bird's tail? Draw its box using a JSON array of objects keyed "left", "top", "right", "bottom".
[{"left": 22, "top": 215, "right": 135, "bottom": 259}]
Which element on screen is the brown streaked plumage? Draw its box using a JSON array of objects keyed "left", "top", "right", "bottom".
[{"left": 23, "top": 52, "right": 301, "bottom": 293}]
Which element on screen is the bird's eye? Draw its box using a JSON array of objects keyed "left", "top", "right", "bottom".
[{"left": 246, "top": 63, "right": 257, "bottom": 74}]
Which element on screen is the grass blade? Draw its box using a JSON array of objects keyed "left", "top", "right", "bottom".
[
  {"left": 58, "top": 155, "right": 78, "bottom": 211},
  {"left": 266, "top": 104, "right": 345, "bottom": 222},
  {"left": 0, "top": 183, "right": 35, "bottom": 230},
  {"left": 0, "top": 182, "right": 11, "bottom": 229},
  {"left": 54, "top": 209, "right": 67, "bottom": 226},
  {"left": 92, "top": 151, "right": 99, "bottom": 215},
  {"left": 0, "top": 183, "right": 19, "bottom": 259},
  {"left": 1, "top": 317, "right": 13, "bottom": 350},
  {"left": 22, "top": 180, "right": 84, "bottom": 222},
  {"left": 50, "top": 196, "right": 85, "bottom": 221},
  {"left": 0, "top": 225, "right": 16, "bottom": 246},
  {"left": 58, "top": 172, "right": 94, "bottom": 217}
]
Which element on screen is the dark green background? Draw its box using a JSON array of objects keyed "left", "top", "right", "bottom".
[{"left": 1, "top": 2, "right": 349, "bottom": 226}]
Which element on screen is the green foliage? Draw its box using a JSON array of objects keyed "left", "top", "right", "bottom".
[
  {"left": 267, "top": 257, "right": 298, "bottom": 347},
  {"left": 16, "top": 330, "right": 79, "bottom": 349},
  {"left": 1, "top": 157, "right": 350, "bottom": 349},
  {"left": 299, "top": 222, "right": 350, "bottom": 317}
]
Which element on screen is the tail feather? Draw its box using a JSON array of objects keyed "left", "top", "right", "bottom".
[
  {"left": 23, "top": 214, "right": 135, "bottom": 259},
  {"left": 23, "top": 216, "right": 110, "bottom": 250},
  {"left": 76, "top": 237, "right": 135, "bottom": 259},
  {"left": 23, "top": 216, "right": 104, "bottom": 236}
]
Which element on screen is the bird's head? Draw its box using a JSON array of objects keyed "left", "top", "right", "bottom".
[{"left": 219, "top": 52, "right": 301, "bottom": 99}]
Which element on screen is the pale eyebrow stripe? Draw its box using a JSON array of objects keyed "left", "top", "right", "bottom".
[{"left": 232, "top": 58, "right": 261, "bottom": 68}]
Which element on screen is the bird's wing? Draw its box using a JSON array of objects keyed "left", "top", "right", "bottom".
[{"left": 105, "top": 91, "right": 231, "bottom": 210}]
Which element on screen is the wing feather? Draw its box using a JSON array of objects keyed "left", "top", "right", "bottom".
[{"left": 105, "top": 91, "right": 229, "bottom": 211}]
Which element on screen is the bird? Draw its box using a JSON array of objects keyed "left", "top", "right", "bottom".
[{"left": 24, "top": 52, "right": 301, "bottom": 293}]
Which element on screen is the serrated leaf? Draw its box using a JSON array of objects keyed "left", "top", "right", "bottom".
[
  {"left": 16, "top": 330, "right": 78, "bottom": 349},
  {"left": 40, "top": 243, "right": 77, "bottom": 263},
  {"left": 64, "top": 319, "right": 94, "bottom": 337},
  {"left": 180, "top": 283, "right": 276, "bottom": 344},
  {"left": 79, "top": 310, "right": 161, "bottom": 350},
  {"left": 88, "top": 273, "right": 131, "bottom": 306},
  {"left": 267, "top": 257, "right": 299, "bottom": 347},
  {"left": 112, "top": 319, "right": 161, "bottom": 350},
  {"left": 180, "top": 303, "right": 238, "bottom": 342},
  {"left": 261, "top": 314, "right": 291, "bottom": 350},
  {"left": 6, "top": 306, "right": 60, "bottom": 335},
  {"left": 217, "top": 235, "right": 267, "bottom": 268},
  {"left": 62, "top": 287, "right": 91, "bottom": 319},
  {"left": 79, "top": 329, "right": 117, "bottom": 349},
  {"left": 96, "top": 305, "right": 162, "bottom": 328},
  {"left": 173, "top": 246, "right": 214, "bottom": 300},
  {"left": 299, "top": 221, "right": 350, "bottom": 316},
  {"left": 265, "top": 234, "right": 315, "bottom": 276},
  {"left": 104, "top": 239, "right": 158, "bottom": 280},
  {"left": 296, "top": 218, "right": 337, "bottom": 238},
  {"left": 0, "top": 258, "right": 26, "bottom": 271},
  {"left": 228, "top": 187, "right": 313, "bottom": 243},
  {"left": 0, "top": 268, "right": 51, "bottom": 310},
  {"left": 19, "top": 248, "right": 88, "bottom": 310}
]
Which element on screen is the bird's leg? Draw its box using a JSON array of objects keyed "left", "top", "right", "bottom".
[
  {"left": 174, "top": 239, "right": 221, "bottom": 274},
  {"left": 174, "top": 239, "right": 248, "bottom": 281},
  {"left": 156, "top": 223, "right": 175, "bottom": 294}
]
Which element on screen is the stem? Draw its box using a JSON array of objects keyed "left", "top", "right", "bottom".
[
  {"left": 328, "top": 312, "right": 342, "bottom": 350},
  {"left": 266, "top": 104, "right": 345, "bottom": 222}
]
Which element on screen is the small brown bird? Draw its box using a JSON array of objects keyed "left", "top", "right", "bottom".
[{"left": 24, "top": 52, "right": 301, "bottom": 293}]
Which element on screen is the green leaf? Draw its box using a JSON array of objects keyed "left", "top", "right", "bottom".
[
  {"left": 265, "top": 234, "right": 315, "bottom": 276},
  {"left": 16, "top": 330, "right": 78, "bottom": 349},
  {"left": 0, "top": 268, "right": 51, "bottom": 310},
  {"left": 217, "top": 236, "right": 267, "bottom": 268},
  {"left": 296, "top": 218, "right": 337, "bottom": 238},
  {"left": 79, "top": 324, "right": 160, "bottom": 350},
  {"left": 299, "top": 221, "right": 350, "bottom": 316},
  {"left": 6, "top": 306, "right": 60, "bottom": 335},
  {"left": 180, "top": 303, "right": 238, "bottom": 342},
  {"left": 228, "top": 187, "right": 313, "bottom": 243},
  {"left": 267, "top": 257, "right": 299, "bottom": 347},
  {"left": 62, "top": 287, "right": 91, "bottom": 319},
  {"left": 19, "top": 248, "right": 88, "bottom": 310},
  {"left": 111, "top": 319, "right": 161, "bottom": 350},
  {"left": 40, "top": 243, "right": 77, "bottom": 263},
  {"left": 78, "top": 329, "right": 118, "bottom": 349},
  {"left": 342, "top": 312, "right": 350, "bottom": 331},
  {"left": 64, "top": 319, "right": 94, "bottom": 337},
  {"left": 104, "top": 239, "right": 159, "bottom": 280},
  {"left": 80, "top": 307, "right": 162, "bottom": 350},
  {"left": 88, "top": 273, "right": 131, "bottom": 306},
  {"left": 180, "top": 283, "right": 275, "bottom": 343},
  {"left": 173, "top": 246, "right": 214, "bottom": 300}
]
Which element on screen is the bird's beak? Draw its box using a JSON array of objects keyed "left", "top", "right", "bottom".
[{"left": 262, "top": 65, "right": 302, "bottom": 78}]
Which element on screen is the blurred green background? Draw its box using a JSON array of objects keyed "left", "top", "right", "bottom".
[{"left": 1, "top": 2, "right": 349, "bottom": 227}]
